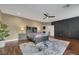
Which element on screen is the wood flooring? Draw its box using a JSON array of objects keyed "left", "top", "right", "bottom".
[
  {"left": 54, "top": 36, "right": 79, "bottom": 55},
  {"left": 0, "top": 37, "right": 79, "bottom": 55}
]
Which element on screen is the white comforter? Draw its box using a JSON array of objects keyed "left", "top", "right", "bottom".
[{"left": 19, "top": 38, "right": 70, "bottom": 55}]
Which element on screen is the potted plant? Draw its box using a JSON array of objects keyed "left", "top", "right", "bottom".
[{"left": 0, "top": 22, "right": 10, "bottom": 48}]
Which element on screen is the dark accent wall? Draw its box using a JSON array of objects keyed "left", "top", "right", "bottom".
[{"left": 52, "top": 16, "right": 79, "bottom": 39}]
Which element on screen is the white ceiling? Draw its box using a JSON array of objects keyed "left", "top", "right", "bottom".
[{"left": 0, "top": 4, "right": 79, "bottom": 22}]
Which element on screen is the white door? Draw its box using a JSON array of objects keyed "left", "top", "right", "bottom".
[{"left": 46, "top": 25, "right": 54, "bottom": 36}]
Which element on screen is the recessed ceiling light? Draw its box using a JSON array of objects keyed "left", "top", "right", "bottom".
[{"left": 63, "top": 4, "right": 70, "bottom": 8}]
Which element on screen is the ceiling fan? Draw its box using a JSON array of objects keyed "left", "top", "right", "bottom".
[{"left": 43, "top": 13, "right": 55, "bottom": 19}]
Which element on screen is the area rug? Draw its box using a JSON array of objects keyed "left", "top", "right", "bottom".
[{"left": 19, "top": 38, "right": 70, "bottom": 55}]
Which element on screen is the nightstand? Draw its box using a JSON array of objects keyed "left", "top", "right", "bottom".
[{"left": 18, "top": 33, "right": 27, "bottom": 40}]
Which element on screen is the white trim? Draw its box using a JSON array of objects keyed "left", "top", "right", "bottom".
[{"left": 5, "top": 39, "right": 19, "bottom": 42}]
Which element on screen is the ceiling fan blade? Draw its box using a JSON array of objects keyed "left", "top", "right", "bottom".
[
  {"left": 44, "top": 14, "right": 48, "bottom": 17},
  {"left": 43, "top": 16, "right": 47, "bottom": 19},
  {"left": 48, "top": 16, "right": 55, "bottom": 18}
]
